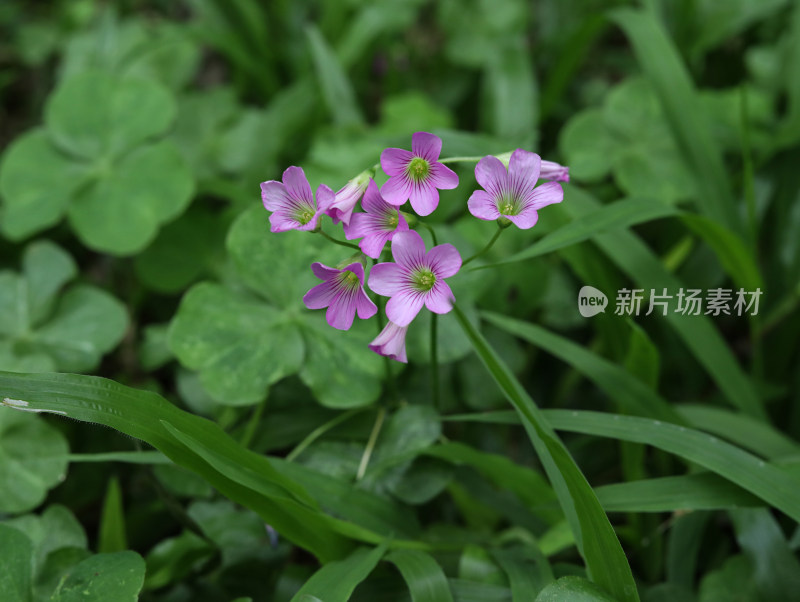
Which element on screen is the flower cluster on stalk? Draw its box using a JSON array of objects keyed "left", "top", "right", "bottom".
[{"left": 260, "top": 132, "right": 567, "bottom": 363}]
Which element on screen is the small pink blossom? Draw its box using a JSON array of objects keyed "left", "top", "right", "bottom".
[
  {"left": 343, "top": 179, "right": 408, "bottom": 259},
  {"left": 261, "top": 166, "right": 333, "bottom": 233},
  {"left": 540, "top": 160, "right": 570, "bottom": 183},
  {"left": 368, "top": 230, "right": 461, "bottom": 327},
  {"left": 303, "top": 262, "right": 377, "bottom": 330},
  {"left": 467, "top": 149, "right": 563, "bottom": 229},
  {"left": 326, "top": 170, "right": 372, "bottom": 226},
  {"left": 380, "top": 132, "right": 458, "bottom": 216},
  {"left": 369, "top": 321, "right": 408, "bottom": 363}
]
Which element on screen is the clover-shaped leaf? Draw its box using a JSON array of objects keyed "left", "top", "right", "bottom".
[
  {"left": 0, "top": 410, "right": 69, "bottom": 513},
  {"left": 169, "top": 207, "right": 383, "bottom": 408},
  {"left": 0, "top": 241, "right": 128, "bottom": 373},
  {"left": 560, "top": 77, "right": 695, "bottom": 203},
  {"left": 0, "top": 71, "right": 194, "bottom": 255}
]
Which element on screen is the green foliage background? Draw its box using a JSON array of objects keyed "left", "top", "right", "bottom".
[{"left": 0, "top": 0, "right": 799, "bottom": 600}]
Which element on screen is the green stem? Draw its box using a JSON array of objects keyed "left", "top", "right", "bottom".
[
  {"left": 438, "top": 156, "right": 484, "bottom": 164},
  {"left": 431, "top": 313, "right": 440, "bottom": 409},
  {"left": 463, "top": 226, "right": 505, "bottom": 267},
  {"left": 319, "top": 230, "right": 361, "bottom": 251},
  {"left": 286, "top": 408, "right": 364, "bottom": 462},
  {"left": 239, "top": 399, "right": 266, "bottom": 448},
  {"left": 376, "top": 297, "right": 397, "bottom": 402},
  {"left": 418, "top": 221, "right": 438, "bottom": 246},
  {"left": 356, "top": 407, "right": 387, "bottom": 481}
]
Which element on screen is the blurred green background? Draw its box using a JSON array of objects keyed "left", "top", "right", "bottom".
[{"left": 1, "top": 0, "right": 800, "bottom": 601}]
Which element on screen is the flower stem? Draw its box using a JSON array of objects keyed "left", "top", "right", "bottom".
[
  {"left": 438, "top": 156, "right": 484, "bottom": 164},
  {"left": 286, "top": 408, "right": 365, "bottom": 462},
  {"left": 417, "top": 221, "right": 438, "bottom": 246},
  {"left": 463, "top": 226, "right": 505, "bottom": 267},
  {"left": 356, "top": 406, "right": 387, "bottom": 481},
  {"left": 431, "top": 313, "right": 440, "bottom": 409},
  {"left": 239, "top": 398, "right": 267, "bottom": 448},
  {"left": 319, "top": 230, "right": 361, "bottom": 251},
  {"left": 376, "top": 297, "right": 397, "bottom": 402}
]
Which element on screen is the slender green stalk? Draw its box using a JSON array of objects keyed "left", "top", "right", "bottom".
[
  {"left": 438, "top": 156, "right": 484, "bottom": 164},
  {"left": 431, "top": 313, "right": 439, "bottom": 409},
  {"left": 417, "top": 221, "right": 438, "bottom": 246},
  {"left": 319, "top": 230, "right": 361, "bottom": 251},
  {"left": 239, "top": 398, "right": 267, "bottom": 448},
  {"left": 463, "top": 226, "right": 505, "bottom": 267},
  {"left": 286, "top": 409, "right": 365, "bottom": 462},
  {"left": 376, "top": 296, "right": 397, "bottom": 402},
  {"left": 356, "top": 407, "right": 387, "bottom": 480}
]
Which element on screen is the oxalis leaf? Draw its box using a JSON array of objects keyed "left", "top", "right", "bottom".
[
  {"left": 0, "top": 71, "right": 194, "bottom": 254},
  {"left": 169, "top": 207, "right": 383, "bottom": 408},
  {"left": 0, "top": 240, "right": 127, "bottom": 374},
  {"left": 452, "top": 304, "right": 639, "bottom": 602}
]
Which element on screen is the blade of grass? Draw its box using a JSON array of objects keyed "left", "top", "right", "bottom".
[
  {"left": 612, "top": 8, "right": 743, "bottom": 235},
  {"left": 98, "top": 477, "right": 128, "bottom": 553},
  {"left": 543, "top": 409, "right": 800, "bottom": 523},
  {"left": 452, "top": 305, "right": 640, "bottom": 602},
  {"left": 386, "top": 550, "right": 455, "bottom": 602},
  {"left": 561, "top": 185, "right": 764, "bottom": 420},
  {"left": 290, "top": 544, "right": 388, "bottom": 602}
]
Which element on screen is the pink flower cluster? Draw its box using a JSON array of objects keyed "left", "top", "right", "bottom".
[{"left": 260, "top": 132, "right": 567, "bottom": 363}]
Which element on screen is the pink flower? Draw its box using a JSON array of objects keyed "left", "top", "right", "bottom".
[
  {"left": 540, "top": 160, "right": 570, "bottom": 183},
  {"left": 368, "top": 230, "right": 461, "bottom": 327},
  {"left": 303, "top": 262, "right": 377, "bottom": 330},
  {"left": 326, "top": 170, "right": 372, "bottom": 226},
  {"left": 343, "top": 179, "right": 409, "bottom": 259},
  {"left": 467, "top": 149, "right": 563, "bottom": 229},
  {"left": 380, "top": 132, "right": 458, "bottom": 216},
  {"left": 369, "top": 321, "right": 408, "bottom": 363},
  {"left": 261, "top": 166, "right": 334, "bottom": 233}
]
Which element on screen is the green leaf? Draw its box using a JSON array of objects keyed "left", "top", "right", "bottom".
[
  {"left": 484, "top": 38, "right": 537, "bottom": 145},
  {"left": 98, "top": 477, "right": 127, "bottom": 554},
  {"left": 0, "top": 524, "right": 33, "bottom": 602},
  {"left": 561, "top": 185, "right": 763, "bottom": 419},
  {"left": 0, "top": 410, "right": 69, "bottom": 513},
  {"left": 612, "top": 9, "right": 741, "bottom": 234},
  {"left": 493, "top": 547, "right": 553, "bottom": 600},
  {"left": 49, "top": 551, "right": 145, "bottom": 602},
  {"left": 452, "top": 305, "right": 640, "bottom": 602},
  {"left": 305, "top": 25, "right": 363, "bottom": 127},
  {"left": 2, "top": 504, "right": 87, "bottom": 573},
  {"left": 483, "top": 312, "right": 681, "bottom": 423},
  {"left": 0, "top": 371, "right": 353, "bottom": 562},
  {"left": 0, "top": 130, "right": 89, "bottom": 240},
  {"left": 32, "top": 285, "right": 128, "bottom": 372},
  {"left": 731, "top": 508, "right": 800, "bottom": 600},
  {"left": 698, "top": 555, "right": 758, "bottom": 602},
  {"left": 168, "top": 282, "right": 304, "bottom": 406},
  {"left": 544, "top": 410, "right": 800, "bottom": 523},
  {"left": 67, "top": 140, "right": 194, "bottom": 255},
  {"left": 535, "top": 576, "right": 617, "bottom": 602},
  {"left": 386, "top": 550, "right": 454, "bottom": 602},
  {"left": 478, "top": 198, "right": 678, "bottom": 270},
  {"left": 45, "top": 71, "right": 176, "bottom": 160},
  {"left": 290, "top": 544, "right": 387, "bottom": 602},
  {"left": 298, "top": 316, "right": 383, "bottom": 409},
  {"left": 595, "top": 473, "right": 761, "bottom": 512},
  {"left": 22, "top": 241, "right": 77, "bottom": 326},
  {"left": 559, "top": 110, "right": 615, "bottom": 182}
]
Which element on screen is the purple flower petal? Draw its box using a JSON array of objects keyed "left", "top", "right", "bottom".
[
  {"left": 508, "top": 149, "right": 541, "bottom": 194},
  {"left": 390, "top": 230, "right": 427, "bottom": 269},
  {"left": 358, "top": 228, "right": 393, "bottom": 259},
  {"left": 540, "top": 160, "right": 570, "bottom": 183},
  {"left": 368, "top": 263, "right": 405, "bottom": 296},
  {"left": 282, "top": 166, "right": 313, "bottom": 203},
  {"left": 506, "top": 210, "right": 539, "bottom": 230},
  {"left": 326, "top": 292, "right": 357, "bottom": 330},
  {"left": 475, "top": 155, "right": 507, "bottom": 198},
  {"left": 381, "top": 148, "right": 414, "bottom": 176},
  {"left": 428, "top": 162, "right": 459, "bottom": 190},
  {"left": 344, "top": 262, "right": 365, "bottom": 282},
  {"left": 427, "top": 243, "right": 462, "bottom": 279},
  {"left": 360, "top": 179, "right": 384, "bottom": 213},
  {"left": 315, "top": 184, "right": 335, "bottom": 213},
  {"left": 356, "top": 290, "right": 378, "bottom": 319},
  {"left": 369, "top": 321, "right": 408, "bottom": 363},
  {"left": 311, "top": 262, "right": 340, "bottom": 280},
  {"left": 303, "top": 280, "right": 338, "bottom": 310},
  {"left": 467, "top": 190, "right": 501, "bottom": 221},
  {"left": 380, "top": 175, "right": 412, "bottom": 207},
  {"left": 425, "top": 281, "right": 455, "bottom": 314},
  {"left": 260, "top": 181, "right": 289, "bottom": 211},
  {"left": 408, "top": 182, "right": 439, "bottom": 216},
  {"left": 521, "top": 181, "right": 564, "bottom": 210},
  {"left": 411, "top": 132, "right": 442, "bottom": 162},
  {"left": 386, "top": 290, "right": 425, "bottom": 326}
]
